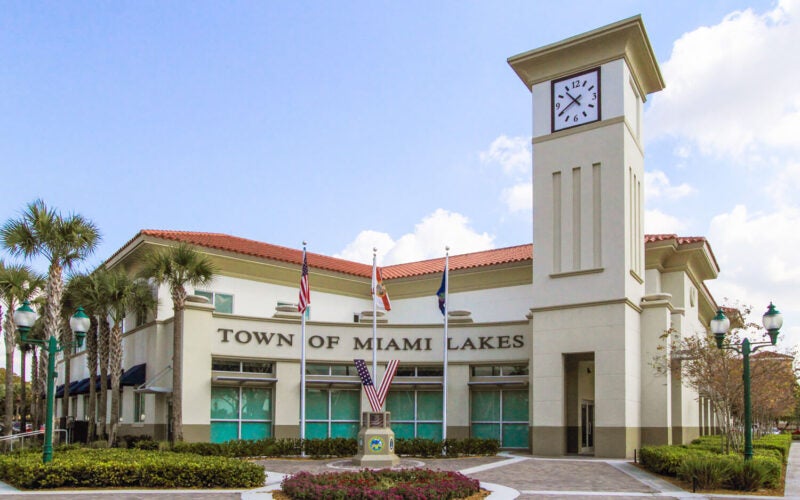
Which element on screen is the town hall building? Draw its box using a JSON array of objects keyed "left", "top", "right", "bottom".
[{"left": 55, "top": 16, "right": 721, "bottom": 458}]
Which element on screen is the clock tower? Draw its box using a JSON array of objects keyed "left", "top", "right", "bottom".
[{"left": 509, "top": 16, "right": 664, "bottom": 457}]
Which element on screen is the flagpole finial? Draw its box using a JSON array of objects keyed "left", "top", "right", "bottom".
[
  {"left": 373, "top": 247, "right": 377, "bottom": 253},
  {"left": 302, "top": 241, "right": 307, "bottom": 246},
  {"left": 445, "top": 246, "right": 450, "bottom": 252}
]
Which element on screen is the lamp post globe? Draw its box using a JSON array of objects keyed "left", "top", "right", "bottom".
[
  {"left": 711, "top": 303, "right": 783, "bottom": 461},
  {"left": 14, "top": 301, "right": 90, "bottom": 464},
  {"left": 69, "top": 306, "right": 90, "bottom": 348},
  {"left": 13, "top": 301, "right": 37, "bottom": 338},
  {"left": 762, "top": 303, "right": 782, "bottom": 345}
]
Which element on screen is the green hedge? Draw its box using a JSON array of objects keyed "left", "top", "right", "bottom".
[
  {"left": 170, "top": 436, "right": 498, "bottom": 459},
  {"left": 0, "top": 449, "right": 264, "bottom": 489},
  {"left": 641, "top": 433, "right": 788, "bottom": 491},
  {"left": 639, "top": 445, "right": 712, "bottom": 476}
]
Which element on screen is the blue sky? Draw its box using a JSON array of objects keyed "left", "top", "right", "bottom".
[{"left": 2, "top": 1, "right": 799, "bottom": 349}]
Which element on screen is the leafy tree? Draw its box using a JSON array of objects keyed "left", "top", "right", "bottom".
[
  {"left": 139, "top": 243, "right": 215, "bottom": 442},
  {"left": 1, "top": 200, "right": 99, "bottom": 433},
  {"left": 0, "top": 262, "right": 44, "bottom": 436},
  {"left": 654, "top": 302, "right": 798, "bottom": 451}
]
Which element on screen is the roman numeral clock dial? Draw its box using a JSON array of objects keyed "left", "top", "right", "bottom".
[{"left": 551, "top": 68, "right": 601, "bottom": 132}]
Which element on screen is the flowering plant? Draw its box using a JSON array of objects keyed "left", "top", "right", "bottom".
[{"left": 280, "top": 468, "right": 481, "bottom": 499}]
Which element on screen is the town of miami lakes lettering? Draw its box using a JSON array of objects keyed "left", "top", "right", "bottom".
[{"left": 216, "top": 329, "right": 524, "bottom": 351}]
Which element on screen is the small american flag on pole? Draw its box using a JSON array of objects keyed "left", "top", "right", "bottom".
[
  {"left": 354, "top": 359, "right": 399, "bottom": 412},
  {"left": 298, "top": 248, "right": 310, "bottom": 314}
]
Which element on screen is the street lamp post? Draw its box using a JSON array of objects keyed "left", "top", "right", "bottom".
[
  {"left": 13, "top": 301, "right": 89, "bottom": 464},
  {"left": 710, "top": 302, "right": 783, "bottom": 461}
]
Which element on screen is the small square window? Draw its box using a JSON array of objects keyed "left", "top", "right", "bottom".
[{"left": 195, "top": 290, "right": 234, "bottom": 314}]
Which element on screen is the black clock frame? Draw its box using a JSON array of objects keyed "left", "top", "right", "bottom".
[{"left": 551, "top": 67, "right": 602, "bottom": 133}]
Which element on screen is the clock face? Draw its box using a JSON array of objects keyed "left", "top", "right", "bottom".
[{"left": 551, "top": 68, "right": 601, "bottom": 132}]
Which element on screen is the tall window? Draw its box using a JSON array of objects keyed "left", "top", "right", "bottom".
[
  {"left": 305, "top": 389, "right": 359, "bottom": 439},
  {"left": 210, "top": 386, "right": 272, "bottom": 442},
  {"left": 386, "top": 390, "right": 443, "bottom": 440},
  {"left": 471, "top": 389, "right": 529, "bottom": 448},
  {"left": 194, "top": 290, "right": 234, "bottom": 314},
  {"left": 134, "top": 393, "right": 146, "bottom": 423}
]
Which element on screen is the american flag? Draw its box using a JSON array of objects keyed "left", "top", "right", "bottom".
[
  {"left": 376, "top": 359, "right": 399, "bottom": 406},
  {"left": 298, "top": 249, "right": 310, "bottom": 314},
  {"left": 354, "top": 359, "right": 399, "bottom": 412}
]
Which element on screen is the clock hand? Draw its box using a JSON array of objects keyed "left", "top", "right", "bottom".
[
  {"left": 565, "top": 91, "right": 583, "bottom": 106},
  {"left": 558, "top": 94, "right": 583, "bottom": 116}
]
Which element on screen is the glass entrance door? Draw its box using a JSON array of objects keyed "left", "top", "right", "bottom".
[{"left": 580, "top": 400, "right": 594, "bottom": 454}]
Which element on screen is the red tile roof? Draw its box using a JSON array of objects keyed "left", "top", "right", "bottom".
[
  {"left": 382, "top": 245, "right": 532, "bottom": 279},
  {"left": 645, "top": 234, "right": 707, "bottom": 245},
  {"left": 645, "top": 233, "right": 719, "bottom": 270},
  {"left": 138, "top": 230, "right": 371, "bottom": 277},
  {"left": 125, "top": 230, "right": 710, "bottom": 280}
]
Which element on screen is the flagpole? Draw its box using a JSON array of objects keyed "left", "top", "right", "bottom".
[
  {"left": 299, "top": 242, "right": 308, "bottom": 454},
  {"left": 443, "top": 246, "right": 449, "bottom": 441},
  {"left": 372, "top": 248, "right": 378, "bottom": 399}
]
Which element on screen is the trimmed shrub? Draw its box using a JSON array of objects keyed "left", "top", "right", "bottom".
[
  {"left": 0, "top": 448, "right": 264, "bottom": 490},
  {"left": 396, "top": 438, "right": 442, "bottom": 457},
  {"left": 725, "top": 456, "right": 782, "bottom": 491},
  {"left": 443, "top": 438, "right": 500, "bottom": 457},
  {"left": 676, "top": 454, "right": 731, "bottom": 490},
  {"left": 754, "top": 434, "right": 791, "bottom": 463},
  {"left": 640, "top": 446, "right": 696, "bottom": 476},
  {"left": 304, "top": 438, "right": 358, "bottom": 458},
  {"left": 281, "top": 468, "right": 480, "bottom": 500}
]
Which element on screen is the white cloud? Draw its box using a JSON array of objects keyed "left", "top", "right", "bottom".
[
  {"left": 706, "top": 204, "right": 800, "bottom": 348},
  {"left": 337, "top": 209, "right": 494, "bottom": 265},
  {"left": 479, "top": 135, "right": 530, "bottom": 176},
  {"left": 336, "top": 230, "right": 396, "bottom": 265},
  {"left": 645, "top": 209, "right": 688, "bottom": 235},
  {"left": 646, "top": 0, "right": 800, "bottom": 159},
  {"left": 645, "top": 170, "right": 695, "bottom": 200},
  {"left": 501, "top": 182, "right": 533, "bottom": 213},
  {"left": 479, "top": 135, "right": 532, "bottom": 213}
]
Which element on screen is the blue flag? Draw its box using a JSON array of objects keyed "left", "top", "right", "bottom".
[{"left": 436, "top": 271, "right": 446, "bottom": 315}]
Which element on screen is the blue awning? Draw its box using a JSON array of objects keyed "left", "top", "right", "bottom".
[
  {"left": 73, "top": 377, "right": 90, "bottom": 395},
  {"left": 55, "top": 379, "right": 81, "bottom": 398},
  {"left": 120, "top": 363, "right": 146, "bottom": 387}
]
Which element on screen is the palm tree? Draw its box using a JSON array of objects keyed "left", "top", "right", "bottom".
[
  {"left": 1, "top": 200, "right": 100, "bottom": 433},
  {"left": 0, "top": 261, "right": 44, "bottom": 437},
  {"left": 139, "top": 243, "right": 215, "bottom": 442},
  {"left": 67, "top": 271, "right": 109, "bottom": 440},
  {"left": 104, "top": 271, "right": 156, "bottom": 445}
]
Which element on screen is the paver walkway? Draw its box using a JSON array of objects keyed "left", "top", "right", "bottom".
[{"left": 0, "top": 443, "right": 798, "bottom": 499}]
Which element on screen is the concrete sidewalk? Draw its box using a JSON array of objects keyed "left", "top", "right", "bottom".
[{"left": 0, "top": 444, "right": 797, "bottom": 499}]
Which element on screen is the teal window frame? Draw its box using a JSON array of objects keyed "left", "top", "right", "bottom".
[
  {"left": 210, "top": 386, "right": 273, "bottom": 443},
  {"left": 470, "top": 388, "right": 529, "bottom": 449},
  {"left": 304, "top": 388, "right": 360, "bottom": 439},
  {"left": 194, "top": 290, "right": 234, "bottom": 314},
  {"left": 386, "top": 390, "right": 443, "bottom": 440}
]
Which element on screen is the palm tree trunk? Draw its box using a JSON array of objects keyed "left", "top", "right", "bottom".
[
  {"left": 3, "top": 307, "right": 15, "bottom": 437},
  {"left": 30, "top": 345, "right": 40, "bottom": 429},
  {"left": 19, "top": 346, "right": 27, "bottom": 434},
  {"left": 59, "top": 316, "right": 72, "bottom": 420},
  {"left": 171, "top": 295, "right": 185, "bottom": 443},
  {"left": 98, "top": 318, "right": 110, "bottom": 438},
  {"left": 86, "top": 317, "right": 98, "bottom": 440},
  {"left": 36, "top": 347, "right": 47, "bottom": 430},
  {"left": 107, "top": 323, "right": 122, "bottom": 446}
]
